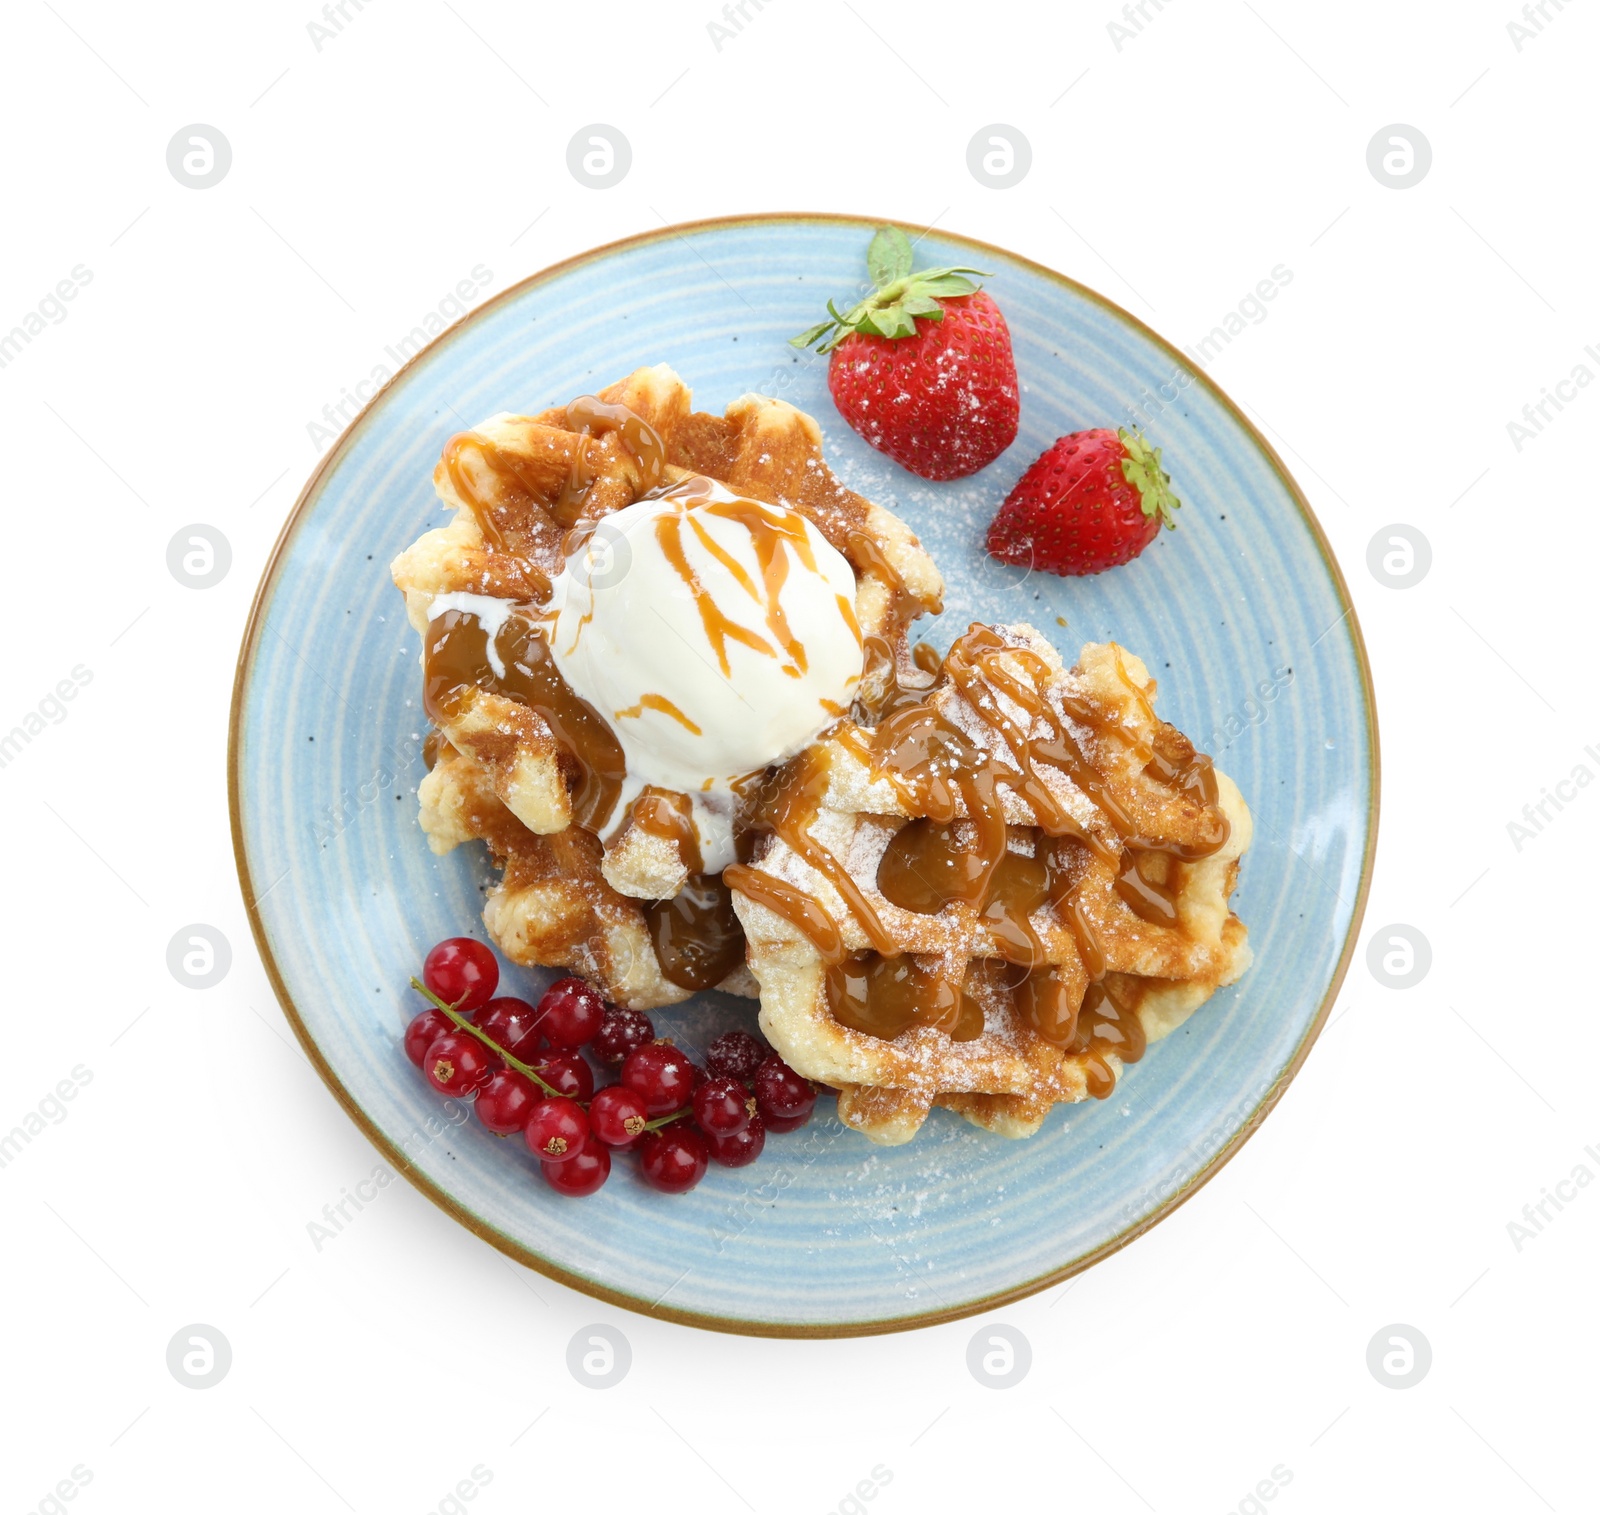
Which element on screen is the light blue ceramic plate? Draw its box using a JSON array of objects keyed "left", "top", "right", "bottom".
[{"left": 231, "top": 215, "right": 1377, "bottom": 1337}]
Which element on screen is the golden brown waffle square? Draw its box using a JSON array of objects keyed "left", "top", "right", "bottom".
[
  {"left": 728, "top": 627, "right": 1253, "bottom": 1144},
  {"left": 392, "top": 366, "right": 943, "bottom": 1005}
]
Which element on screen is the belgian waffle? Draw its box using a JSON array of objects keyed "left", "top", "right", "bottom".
[
  {"left": 418, "top": 739, "right": 763, "bottom": 1008},
  {"left": 393, "top": 366, "right": 942, "bottom": 1007},
  {"left": 726, "top": 626, "right": 1253, "bottom": 1144}
]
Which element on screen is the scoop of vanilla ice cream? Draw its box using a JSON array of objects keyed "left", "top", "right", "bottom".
[{"left": 549, "top": 478, "right": 863, "bottom": 869}]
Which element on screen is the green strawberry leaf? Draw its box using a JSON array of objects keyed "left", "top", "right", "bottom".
[
  {"left": 789, "top": 319, "right": 835, "bottom": 349},
  {"left": 788, "top": 233, "right": 994, "bottom": 349},
  {"left": 908, "top": 273, "right": 979, "bottom": 299},
  {"left": 867, "top": 225, "right": 914, "bottom": 289},
  {"left": 1117, "top": 428, "right": 1182, "bottom": 529},
  {"left": 878, "top": 305, "right": 919, "bottom": 339}
]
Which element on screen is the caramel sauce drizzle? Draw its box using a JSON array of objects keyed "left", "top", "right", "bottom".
[
  {"left": 615, "top": 693, "right": 702, "bottom": 735},
  {"left": 1110, "top": 648, "right": 1159, "bottom": 762},
  {"left": 1005, "top": 969, "right": 1145, "bottom": 1095},
  {"left": 440, "top": 434, "right": 554, "bottom": 602},
  {"left": 423, "top": 606, "right": 625, "bottom": 831},
  {"left": 1014, "top": 965, "right": 1079, "bottom": 1047},
  {"left": 1074, "top": 980, "right": 1148, "bottom": 1098},
  {"left": 645, "top": 874, "right": 744, "bottom": 992},
  {"left": 1060, "top": 894, "right": 1109, "bottom": 983},
  {"left": 853, "top": 634, "right": 936, "bottom": 724},
  {"left": 836, "top": 594, "right": 864, "bottom": 650},
  {"left": 846, "top": 523, "right": 944, "bottom": 614},
  {"left": 722, "top": 863, "right": 844, "bottom": 965},
  {"left": 654, "top": 510, "right": 783, "bottom": 678},
  {"left": 630, "top": 786, "right": 703, "bottom": 874},
  {"left": 652, "top": 490, "right": 839, "bottom": 682},
  {"left": 732, "top": 624, "right": 1229, "bottom": 1070},
  {"left": 875, "top": 819, "right": 989, "bottom": 915},
  {"left": 689, "top": 506, "right": 809, "bottom": 674},
  {"left": 737, "top": 747, "right": 900, "bottom": 957},
  {"left": 441, "top": 396, "right": 665, "bottom": 592},
  {"left": 845, "top": 528, "right": 907, "bottom": 600},
  {"left": 952, "top": 973, "right": 988, "bottom": 1041},
  {"left": 556, "top": 395, "right": 667, "bottom": 524},
  {"left": 1114, "top": 850, "right": 1179, "bottom": 925},
  {"left": 825, "top": 952, "right": 959, "bottom": 1040},
  {"left": 628, "top": 788, "right": 747, "bottom": 991},
  {"left": 975, "top": 850, "right": 1052, "bottom": 968},
  {"left": 1135, "top": 737, "right": 1229, "bottom": 858}
]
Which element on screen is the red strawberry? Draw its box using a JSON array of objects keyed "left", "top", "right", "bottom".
[
  {"left": 792, "top": 226, "right": 1018, "bottom": 480},
  {"left": 985, "top": 428, "right": 1180, "bottom": 577}
]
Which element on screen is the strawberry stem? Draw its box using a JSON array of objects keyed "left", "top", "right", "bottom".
[{"left": 791, "top": 225, "right": 992, "bottom": 353}]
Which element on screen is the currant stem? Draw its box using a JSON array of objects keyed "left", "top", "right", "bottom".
[
  {"left": 409, "top": 976, "right": 562, "bottom": 1098},
  {"left": 642, "top": 1108, "right": 692, "bottom": 1133}
]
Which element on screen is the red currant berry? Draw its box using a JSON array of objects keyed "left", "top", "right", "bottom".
[
  {"left": 754, "top": 1055, "right": 816, "bottom": 1123},
  {"left": 404, "top": 1009, "right": 454, "bottom": 1068},
  {"left": 621, "top": 1042, "right": 698, "bottom": 1116},
  {"left": 534, "top": 1052, "right": 594, "bottom": 1102},
  {"left": 533, "top": 976, "right": 606, "bottom": 1048},
  {"left": 705, "top": 1115, "right": 766, "bottom": 1167},
  {"left": 423, "top": 937, "right": 499, "bottom": 1013},
  {"left": 474, "top": 997, "right": 545, "bottom": 1060},
  {"left": 639, "top": 1126, "right": 709, "bottom": 1194},
  {"left": 475, "top": 1069, "right": 541, "bottom": 1135},
  {"left": 588, "top": 1085, "right": 649, "bottom": 1147},
  {"left": 524, "top": 1097, "right": 590, "bottom": 1162},
  {"left": 593, "top": 1007, "right": 654, "bottom": 1066},
  {"left": 706, "top": 1029, "right": 767, "bottom": 1082},
  {"left": 693, "top": 1076, "right": 752, "bottom": 1137},
  {"left": 423, "top": 1032, "right": 498, "bottom": 1096},
  {"left": 762, "top": 1111, "right": 811, "bottom": 1133},
  {"left": 541, "top": 1136, "right": 610, "bottom": 1196}
]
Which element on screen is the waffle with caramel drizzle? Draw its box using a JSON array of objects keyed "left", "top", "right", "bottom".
[
  {"left": 393, "top": 364, "right": 943, "bottom": 1008},
  {"left": 725, "top": 625, "right": 1253, "bottom": 1144}
]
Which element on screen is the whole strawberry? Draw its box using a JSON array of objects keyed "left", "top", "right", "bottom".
[
  {"left": 985, "top": 427, "right": 1180, "bottom": 576},
  {"left": 792, "top": 226, "right": 1018, "bottom": 480}
]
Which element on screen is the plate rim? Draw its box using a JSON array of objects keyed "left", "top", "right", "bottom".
[{"left": 228, "top": 211, "right": 1381, "bottom": 1338}]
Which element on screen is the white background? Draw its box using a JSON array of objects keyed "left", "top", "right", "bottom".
[{"left": 1, "top": 1, "right": 1595, "bottom": 1511}]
